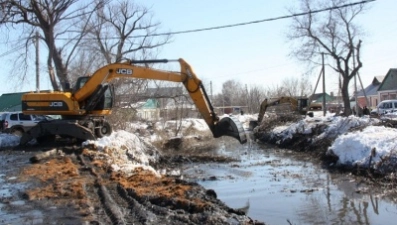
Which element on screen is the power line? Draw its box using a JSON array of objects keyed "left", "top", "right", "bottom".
[
  {"left": 57, "top": 0, "right": 375, "bottom": 40},
  {"left": 142, "top": 0, "right": 376, "bottom": 37}
]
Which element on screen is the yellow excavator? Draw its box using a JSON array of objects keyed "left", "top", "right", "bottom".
[
  {"left": 249, "top": 96, "right": 321, "bottom": 130},
  {"left": 20, "top": 59, "right": 247, "bottom": 145}
]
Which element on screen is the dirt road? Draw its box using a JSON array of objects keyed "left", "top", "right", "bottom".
[{"left": 0, "top": 146, "right": 264, "bottom": 225}]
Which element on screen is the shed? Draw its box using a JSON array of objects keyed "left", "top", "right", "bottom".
[{"left": 0, "top": 92, "right": 27, "bottom": 112}]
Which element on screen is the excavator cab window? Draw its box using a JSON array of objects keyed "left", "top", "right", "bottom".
[
  {"left": 92, "top": 84, "right": 114, "bottom": 110},
  {"left": 102, "top": 85, "right": 114, "bottom": 109},
  {"left": 298, "top": 98, "right": 309, "bottom": 109},
  {"left": 74, "top": 77, "right": 90, "bottom": 92}
]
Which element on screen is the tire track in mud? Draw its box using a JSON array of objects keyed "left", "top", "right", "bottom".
[
  {"left": 8, "top": 147, "right": 265, "bottom": 225},
  {"left": 77, "top": 153, "right": 131, "bottom": 225}
]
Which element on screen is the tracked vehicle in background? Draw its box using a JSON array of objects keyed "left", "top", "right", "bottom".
[
  {"left": 249, "top": 96, "right": 322, "bottom": 130},
  {"left": 20, "top": 59, "right": 247, "bottom": 145}
]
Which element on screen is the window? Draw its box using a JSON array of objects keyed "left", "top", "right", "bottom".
[
  {"left": 19, "top": 113, "right": 31, "bottom": 121},
  {"left": 10, "top": 114, "right": 18, "bottom": 121},
  {"left": 33, "top": 115, "right": 46, "bottom": 121}
]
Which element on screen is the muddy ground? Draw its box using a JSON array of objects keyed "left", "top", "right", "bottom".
[{"left": 0, "top": 144, "right": 265, "bottom": 225}]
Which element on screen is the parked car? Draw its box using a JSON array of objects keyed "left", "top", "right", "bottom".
[
  {"left": 376, "top": 100, "right": 397, "bottom": 115},
  {"left": 2, "top": 112, "right": 48, "bottom": 136},
  {"left": 370, "top": 108, "right": 378, "bottom": 116}
]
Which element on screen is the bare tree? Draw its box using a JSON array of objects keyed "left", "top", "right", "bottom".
[
  {"left": 0, "top": 0, "right": 102, "bottom": 90},
  {"left": 221, "top": 80, "right": 245, "bottom": 106},
  {"left": 246, "top": 84, "right": 267, "bottom": 114},
  {"left": 79, "top": 0, "right": 172, "bottom": 125},
  {"left": 287, "top": 0, "right": 367, "bottom": 115},
  {"left": 281, "top": 75, "right": 313, "bottom": 97},
  {"left": 86, "top": 0, "right": 171, "bottom": 64}
]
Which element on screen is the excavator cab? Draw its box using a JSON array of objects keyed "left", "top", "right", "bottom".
[{"left": 75, "top": 76, "right": 115, "bottom": 111}]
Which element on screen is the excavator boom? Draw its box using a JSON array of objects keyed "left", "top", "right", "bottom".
[{"left": 21, "top": 59, "right": 247, "bottom": 145}]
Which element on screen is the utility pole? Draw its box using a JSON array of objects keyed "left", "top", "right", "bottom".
[
  {"left": 353, "top": 49, "right": 358, "bottom": 116},
  {"left": 322, "top": 52, "right": 326, "bottom": 116},
  {"left": 245, "top": 84, "right": 249, "bottom": 113},
  {"left": 35, "top": 30, "right": 40, "bottom": 93},
  {"left": 210, "top": 81, "right": 213, "bottom": 102}
]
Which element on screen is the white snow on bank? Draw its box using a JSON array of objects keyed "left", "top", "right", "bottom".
[
  {"left": 156, "top": 118, "right": 209, "bottom": 132},
  {"left": 328, "top": 126, "right": 397, "bottom": 167},
  {"left": 82, "top": 130, "right": 160, "bottom": 176},
  {"left": 0, "top": 115, "right": 396, "bottom": 171},
  {"left": 0, "top": 133, "right": 20, "bottom": 147}
]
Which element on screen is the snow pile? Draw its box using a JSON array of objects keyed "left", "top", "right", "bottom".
[
  {"left": 160, "top": 118, "right": 209, "bottom": 132},
  {"left": 83, "top": 130, "right": 160, "bottom": 176},
  {"left": 258, "top": 113, "right": 397, "bottom": 170},
  {"left": 269, "top": 115, "right": 379, "bottom": 142},
  {"left": 124, "top": 121, "right": 150, "bottom": 132},
  {"left": 314, "top": 115, "right": 379, "bottom": 140},
  {"left": 0, "top": 133, "right": 20, "bottom": 148},
  {"left": 327, "top": 126, "right": 397, "bottom": 168}
]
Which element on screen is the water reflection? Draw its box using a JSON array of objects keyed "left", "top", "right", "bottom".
[{"left": 188, "top": 142, "right": 397, "bottom": 225}]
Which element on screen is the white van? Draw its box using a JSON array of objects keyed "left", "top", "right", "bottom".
[{"left": 376, "top": 100, "right": 397, "bottom": 115}]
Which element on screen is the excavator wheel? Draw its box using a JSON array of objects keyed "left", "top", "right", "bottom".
[{"left": 95, "top": 121, "right": 112, "bottom": 138}]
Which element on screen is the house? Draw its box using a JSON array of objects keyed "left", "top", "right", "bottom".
[
  {"left": 377, "top": 69, "right": 397, "bottom": 101},
  {"left": 356, "top": 76, "right": 384, "bottom": 108},
  {"left": 134, "top": 99, "right": 160, "bottom": 121},
  {"left": 0, "top": 92, "right": 28, "bottom": 112},
  {"left": 119, "top": 86, "right": 186, "bottom": 109},
  {"left": 309, "top": 93, "right": 334, "bottom": 104}
]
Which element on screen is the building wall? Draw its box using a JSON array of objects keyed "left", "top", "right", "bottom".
[
  {"left": 378, "top": 90, "right": 397, "bottom": 101},
  {"left": 1, "top": 105, "right": 21, "bottom": 112},
  {"left": 370, "top": 96, "right": 379, "bottom": 109},
  {"left": 136, "top": 108, "right": 160, "bottom": 121}
]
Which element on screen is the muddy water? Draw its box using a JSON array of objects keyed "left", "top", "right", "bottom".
[{"left": 183, "top": 143, "right": 397, "bottom": 225}]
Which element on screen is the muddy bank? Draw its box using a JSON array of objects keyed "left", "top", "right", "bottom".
[
  {"left": 0, "top": 145, "right": 265, "bottom": 225},
  {"left": 252, "top": 114, "right": 397, "bottom": 189}
]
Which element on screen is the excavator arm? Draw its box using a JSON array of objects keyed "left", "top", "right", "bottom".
[
  {"left": 73, "top": 58, "right": 247, "bottom": 144},
  {"left": 249, "top": 97, "right": 302, "bottom": 130},
  {"left": 257, "top": 97, "right": 299, "bottom": 123}
]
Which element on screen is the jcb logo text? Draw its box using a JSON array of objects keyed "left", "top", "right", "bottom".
[
  {"left": 116, "top": 68, "right": 133, "bottom": 75},
  {"left": 49, "top": 102, "right": 63, "bottom": 107}
]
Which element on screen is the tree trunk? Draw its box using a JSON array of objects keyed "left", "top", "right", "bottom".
[
  {"left": 47, "top": 53, "right": 59, "bottom": 91},
  {"left": 341, "top": 77, "right": 351, "bottom": 115}
]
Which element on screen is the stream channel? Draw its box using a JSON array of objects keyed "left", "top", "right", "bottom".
[{"left": 182, "top": 141, "right": 397, "bottom": 225}]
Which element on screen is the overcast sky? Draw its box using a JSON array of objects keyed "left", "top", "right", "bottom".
[{"left": 0, "top": 0, "right": 395, "bottom": 95}]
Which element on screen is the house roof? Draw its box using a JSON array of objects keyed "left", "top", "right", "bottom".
[
  {"left": 356, "top": 75, "right": 385, "bottom": 97},
  {"left": 143, "top": 99, "right": 159, "bottom": 109},
  {"left": 140, "top": 87, "right": 184, "bottom": 98},
  {"left": 374, "top": 76, "right": 385, "bottom": 84},
  {"left": 0, "top": 92, "right": 27, "bottom": 111},
  {"left": 309, "top": 93, "right": 333, "bottom": 102},
  {"left": 378, "top": 69, "right": 397, "bottom": 91}
]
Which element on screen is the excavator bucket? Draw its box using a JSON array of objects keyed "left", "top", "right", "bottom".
[
  {"left": 212, "top": 117, "right": 247, "bottom": 144},
  {"left": 20, "top": 120, "right": 96, "bottom": 145}
]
